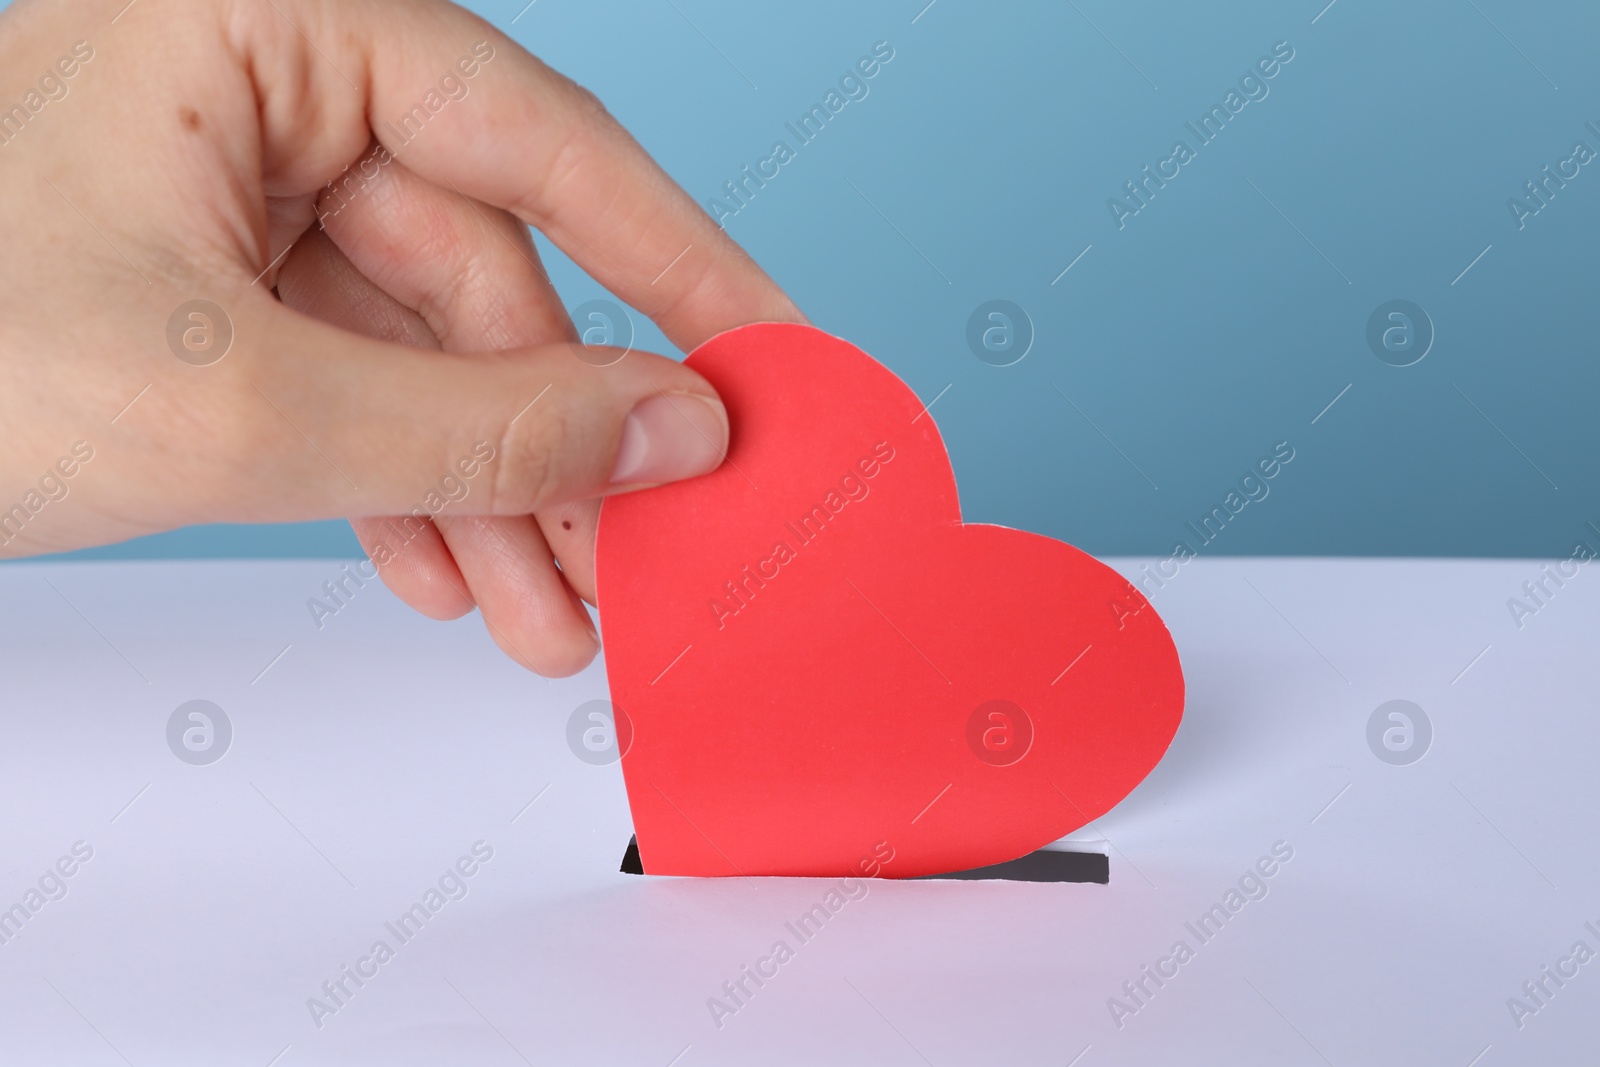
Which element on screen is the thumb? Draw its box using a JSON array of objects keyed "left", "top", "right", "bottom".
[{"left": 209, "top": 299, "right": 728, "bottom": 524}]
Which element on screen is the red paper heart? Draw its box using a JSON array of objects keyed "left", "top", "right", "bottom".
[{"left": 596, "top": 324, "right": 1183, "bottom": 878}]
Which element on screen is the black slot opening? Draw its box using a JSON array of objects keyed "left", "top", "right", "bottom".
[{"left": 620, "top": 837, "right": 1107, "bottom": 883}]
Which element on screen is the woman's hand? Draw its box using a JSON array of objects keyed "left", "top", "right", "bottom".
[{"left": 0, "top": 0, "right": 804, "bottom": 675}]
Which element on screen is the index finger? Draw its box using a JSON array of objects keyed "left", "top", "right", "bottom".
[{"left": 287, "top": 0, "right": 807, "bottom": 351}]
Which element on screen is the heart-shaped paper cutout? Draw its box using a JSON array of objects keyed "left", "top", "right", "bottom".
[{"left": 596, "top": 324, "right": 1183, "bottom": 878}]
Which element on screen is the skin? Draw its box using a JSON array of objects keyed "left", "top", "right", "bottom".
[{"left": 0, "top": 0, "right": 805, "bottom": 676}]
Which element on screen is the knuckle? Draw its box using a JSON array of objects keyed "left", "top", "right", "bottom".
[
  {"left": 549, "top": 63, "right": 612, "bottom": 122},
  {"left": 569, "top": 80, "right": 611, "bottom": 121},
  {"left": 491, "top": 401, "right": 568, "bottom": 514},
  {"left": 515, "top": 77, "right": 622, "bottom": 229}
]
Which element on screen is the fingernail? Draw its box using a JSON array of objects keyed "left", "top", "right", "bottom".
[{"left": 610, "top": 393, "right": 728, "bottom": 486}]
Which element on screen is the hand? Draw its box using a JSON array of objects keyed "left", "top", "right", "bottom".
[{"left": 0, "top": 0, "right": 804, "bottom": 675}]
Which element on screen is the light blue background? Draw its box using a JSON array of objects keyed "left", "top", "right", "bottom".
[{"left": 22, "top": 0, "right": 1600, "bottom": 559}]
